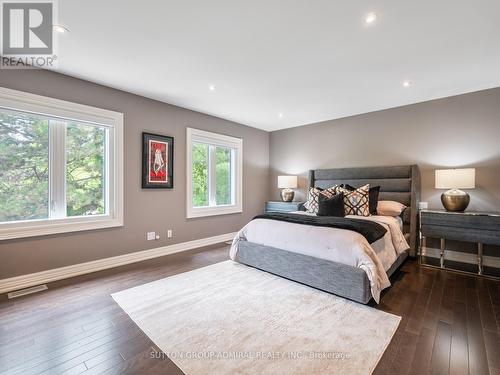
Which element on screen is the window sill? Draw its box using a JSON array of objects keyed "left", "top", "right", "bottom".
[
  {"left": 187, "top": 205, "right": 242, "bottom": 219},
  {"left": 0, "top": 216, "right": 123, "bottom": 241}
]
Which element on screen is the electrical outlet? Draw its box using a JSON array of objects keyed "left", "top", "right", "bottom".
[
  {"left": 167, "top": 229, "right": 173, "bottom": 238},
  {"left": 419, "top": 202, "right": 429, "bottom": 210},
  {"left": 147, "top": 232, "right": 156, "bottom": 241}
]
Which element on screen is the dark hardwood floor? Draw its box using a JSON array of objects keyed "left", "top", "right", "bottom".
[{"left": 0, "top": 245, "right": 499, "bottom": 375}]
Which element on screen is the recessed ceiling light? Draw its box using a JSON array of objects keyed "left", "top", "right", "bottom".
[
  {"left": 53, "top": 25, "right": 69, "bottom": 33},
  {"left": 403, "top": 80, "right": 412, "bottom": 87},
  {"left": 278, "top": 113, "right": 283, "bottom": 118},
  {"left": 209, "top": 85, "right": 216, "bottom": 91},
  {"left": 365, "top": 12, "right": 377, "bottom": 24}
]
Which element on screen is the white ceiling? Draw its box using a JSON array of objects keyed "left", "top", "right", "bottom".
[{"left": 53, "top": 0, "right": 500, "bottom": 131}]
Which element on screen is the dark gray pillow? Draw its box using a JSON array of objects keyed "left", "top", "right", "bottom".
[{"left": 317, "top": 193, "right": 345, "bottom": 217}]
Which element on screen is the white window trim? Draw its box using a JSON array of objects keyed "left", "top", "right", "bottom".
[
  {"left": 0, "top": 87, "right": 124, "bottom": 240},
  {"left": 186, "top": 128, "right": 242, "bottom": 219}
]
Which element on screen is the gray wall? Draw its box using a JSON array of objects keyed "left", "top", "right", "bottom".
[
  {"left": 270, "top": 88, "right": 500, "bottom": 211},
  {"left": 2, "top": 69, "right": 499, "bottom": 280},
  {"left": 0, "top": 70, "right": 269, "bottom": 279}
]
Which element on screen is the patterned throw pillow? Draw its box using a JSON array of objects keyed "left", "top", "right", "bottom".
[
  {"left": 304, "top": 185, "right": 340, "bottom": 214},
  {"left": 345, "top": 184, "right": 380, "bottom": 215},
  {"left": 339, "top": 184, "right": 370, "bottom": 216}
]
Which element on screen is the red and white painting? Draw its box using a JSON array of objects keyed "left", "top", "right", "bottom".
[
  {"left": 142, "top": 132, "right": 173, "bottom": 189},
  {"left": 148, "top": 140, "right": 168, "bottom": 183}
]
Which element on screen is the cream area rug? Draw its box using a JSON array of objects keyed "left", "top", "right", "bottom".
[{"left": 112, "top": 261, "right": 400, "bottom": 375}]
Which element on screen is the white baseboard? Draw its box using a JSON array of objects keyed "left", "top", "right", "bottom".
[
  {"left": 0, "top": 232, "right": 236, "bottom": 294},
  {"left": 421, "top": 247, "right": 500, "bottom": 268}
]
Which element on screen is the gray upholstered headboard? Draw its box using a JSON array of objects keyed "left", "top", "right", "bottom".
[{"left": 308, "top": 165, "right": 421, "bottom": 257}]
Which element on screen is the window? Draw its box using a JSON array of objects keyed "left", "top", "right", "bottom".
[
  {"left": 0, "top": 87, "right": 123, "bottom": 240},
  {"left": 187, "top": 128, "right": 242, "bottom": 218}
]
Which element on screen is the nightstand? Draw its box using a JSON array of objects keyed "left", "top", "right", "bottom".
[
  {"left": 265, "top": 201, "right": 303, "bottom": 213},
  {"left": 420, "top": 209, "right": 500, "bottom": 278}
]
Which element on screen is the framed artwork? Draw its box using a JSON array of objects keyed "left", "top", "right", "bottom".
[{"left": 142, "top": 132, "right": 174, "bottom": 189}]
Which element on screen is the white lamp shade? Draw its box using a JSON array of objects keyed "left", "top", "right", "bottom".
[
  {"left": 435, "top": 168, "right": 475, "bottom": 189},
  {"left": 277, "top": 175, "right": 297, "bottom": 189}
]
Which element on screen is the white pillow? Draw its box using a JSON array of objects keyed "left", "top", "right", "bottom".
[{"left": 377, "top": 200, "right": 406, "bottom": 217}]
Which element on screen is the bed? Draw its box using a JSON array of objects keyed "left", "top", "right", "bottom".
[{"left": 230, "top": 165, "right": 420, "bottom": 304}]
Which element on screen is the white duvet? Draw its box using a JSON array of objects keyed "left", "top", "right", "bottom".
[{"left": 230, "top": 212, "right": 409, "bottom": 303}]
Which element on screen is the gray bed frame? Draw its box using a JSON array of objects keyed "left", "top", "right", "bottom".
[{"left": 235, "top": 165, "right": 421, "bottom": 304}]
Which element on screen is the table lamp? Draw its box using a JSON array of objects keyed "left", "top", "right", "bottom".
[
  {"left": 435, "top": 168, "right": 475, "bottom": 212},
  {"left": 277, "top": 175, "right": 297, "bottom": 202}
]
